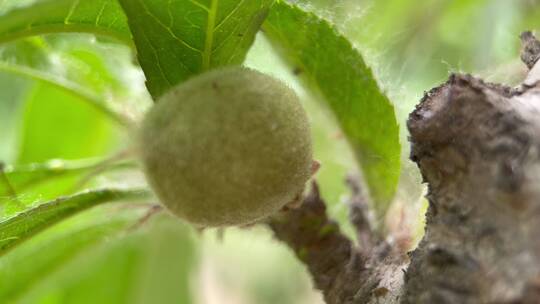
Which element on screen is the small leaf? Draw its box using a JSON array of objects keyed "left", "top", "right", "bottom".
[
  {"left": 0, "top": 188, "right": 151, "bottom": 256},
  {"left": 0, "top": 0, "right": 131, "bottom": 45},
  {"left": 263, "top": 1, "right": 401, "bottom": 213},
  {"left": 118, "top": 0, "right": 274, "bottom": 98}
]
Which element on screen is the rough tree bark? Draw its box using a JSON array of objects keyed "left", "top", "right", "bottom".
[{"left": 268, "top": 32, "right": 540, "bottom": 304}]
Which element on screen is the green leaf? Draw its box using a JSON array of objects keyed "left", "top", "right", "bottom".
[
  {"left": 15, "top": 82, "right": 119, "bottom": 170},
  {"left": 15, "top": 215, "right": 197, "bottom": 304},
  {"left": 122, "top": 216, "right": 197, "bottom": 304},
  {"left": 0, "top": 0, "right": 131, "bottom": 45},
  {"left": 0, "top": 188, "right": 151, "bottom": 256},
  {"left": 0, "top": 158, "right": 137, "bottom": 198},
  {"left": 118, "top": 0, "right": 274, "bottom": 98},
  {"left": 0, "top": 34, "right": 144, "bottom": 215},
  {"left": 3, "top": 72, "right": 134, "bottom": 208},
  {"left": 262, "top": 1, "right": 401, "bottom": 212},
  {"left": 0, "top": 206, "right": 144, "bottom": 301},
  {"left": 0, "top": 35, "right": 138, "bottom": 168},
  {"left": 0, "top": 73, "right": 29, "bottom": 163},
  {"left": 0, "top": 62, "right": 131, "bottom": 127}
]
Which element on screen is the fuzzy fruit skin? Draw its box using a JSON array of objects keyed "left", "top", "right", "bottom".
[{"left": 139, "top": 67, "right": 313, "bottom": 227}]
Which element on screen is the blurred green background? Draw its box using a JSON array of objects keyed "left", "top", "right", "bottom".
[{"left": 0, "top": 0, "right": 538, "bottom": 303}]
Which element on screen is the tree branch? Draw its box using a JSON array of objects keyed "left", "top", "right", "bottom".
[
  {"left": 267, "top": 32, "right": 540, "bottom": 304},
  {"left": 521, "top": 31, "right": 540, "bottom": 69},
  {"left": 268, "top": 182, "right": 366, "bottom": 304},
  {"left": 268, "top": 182, "right": 407, "bottom": 304},
  {"left": 404, "top": 33, "right": 540, "bottom": 303}
]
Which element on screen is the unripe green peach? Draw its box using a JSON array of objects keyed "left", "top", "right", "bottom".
[{"left": 138, "top": 67, "right": 313, "bottom": 227}]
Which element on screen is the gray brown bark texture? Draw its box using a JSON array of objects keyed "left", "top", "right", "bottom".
[{"left": 267, "top": 32, "right": 540, "bottom": 304}]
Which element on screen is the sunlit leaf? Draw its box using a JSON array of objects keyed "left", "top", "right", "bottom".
[
  {"left": 15, "top": 215, "right": 196, "bottom": 304},
  {"left": 0, "top": 188, "right": 151, "bottom": 255},
  {"left": 0, "top": 158, "right": 137, "bottom": 198},
  {"left": 263, "top": 1, "right": 401, "bottom": 213},
  {"left": 0, "top": 206, "right": 145, "bottom": 301},
  {"left": 0, "top": 0, "right": 131, "bottom": 45},
  {"left": 0, "top": 62, "right": 131, "bottom": 127},
  {"left": 118, "top": 0, "right": 274, "bottom": 98},
  {"left": 0, "top": 38, "right": 139, "bottom": 201},
  {"left": 14, "top": 84, "right": 122, "bottom": 184}
]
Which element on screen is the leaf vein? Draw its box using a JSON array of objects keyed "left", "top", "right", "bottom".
[
  {"left": 95, "top": 1, "right": 108, "bottom": 27},
  {"left": 64, "top": 0, "right": 80, "bottom": 24},
  {"left": 188, "top": 0, "right": 210, "bottom": 12},
  {"left": 140, "top": 30, "right": 174, "bottom": 87},
  {"left": 202, "top": 0, "right": 218, "bottom": 69},
  {"left": 214, "top": 0, "right": 245, "bottom": 32},
  {"left": 167, "top": 0, "right": 174, "bottom": 27},
  {"left": 138, "top": 0, "right": 202, "bottom": 54},
  {"left": 212, "top": 16, "right": 242, "bottom": 54}
]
